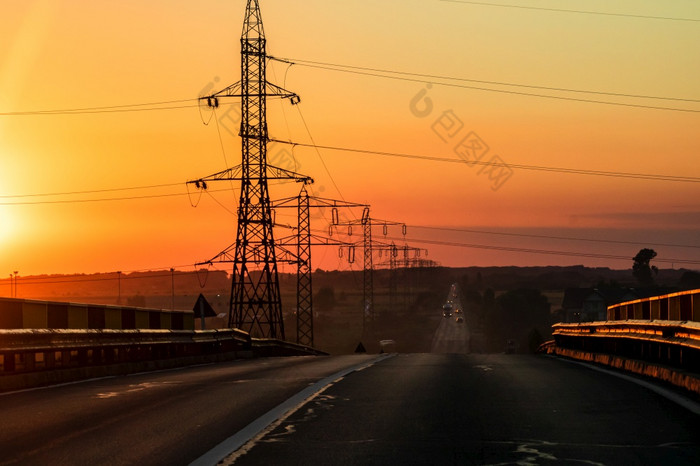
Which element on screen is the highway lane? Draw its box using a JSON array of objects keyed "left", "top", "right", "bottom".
[
  {"left": 0, "top": 355, "right": 378, "bottom": 466},
  {"left": 432, "top": 284, "right": 469, "bottom": 354},
  {"left": 430, "top": 313, "right": 470, "bottom": 354},
  {"left": 227, "top": 353, "right": 700, "bottom": 465}
]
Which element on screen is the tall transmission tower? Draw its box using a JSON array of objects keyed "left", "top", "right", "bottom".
[{"left": 188, "top": 0, "right": 309, "bottom": 339}]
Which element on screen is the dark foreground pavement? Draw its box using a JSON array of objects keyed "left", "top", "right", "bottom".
[{"left": 229, "top": 353, "right": 700, "bottom": 465}]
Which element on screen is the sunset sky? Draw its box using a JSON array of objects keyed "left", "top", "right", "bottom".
[{"left": 1, "top": 0, "right": 699, "bottom": 277}]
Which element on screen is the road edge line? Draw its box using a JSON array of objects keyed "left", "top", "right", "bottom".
[
  {"left": 552, "top": 355, "right": 700, "bottom": 415},
  {"left": 189, "top": 353, "right": 395, "bottom": 466}
]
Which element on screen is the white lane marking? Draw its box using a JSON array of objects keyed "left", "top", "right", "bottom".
[
  {"left": 127, "top": 362, "right": 216, "bottom": 376},
  {"left": 0, "top": 376, "right": 117, "bottom": 397},
  {"left": 553, "top": 356, "right": 700, "bottom": 415},
  {"left": 0, "top": 362, "right": 218, "bottom": 397},
  {"left": 94, "top": 381, "right": 181, "bottom": 399},
  {"left": 189, "top": 354, "right": 395, "bottom": 466}
]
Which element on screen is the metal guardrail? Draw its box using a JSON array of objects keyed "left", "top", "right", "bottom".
[
  {"left": 545, "top": 320, "right": 700, "bottom": 395},
  {"left": 606, "top": 288, "right": 699, "bottom": 322},
  {"left": 251, "top": 338, "right": 328, "bottom": 357},
  {"left": 0, "top": 328, "right": 251, "bottom": 374},
  {"left": 553, "top": 320, "right": 700, "bottom": 348}
]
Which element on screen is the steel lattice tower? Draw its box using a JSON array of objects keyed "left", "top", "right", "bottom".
[
  {"left": 233, "top": 0, "right": 279, "bottom": 338},
  {"left": 296, "top": 186, "right": 313, "bottom": 345},
  {"left": 189, "top": 0, "right": 308, "bottom": 339},
  {"left": 361, "top": 209, "right": 374, "bottom": 326},
  {"left": 273, "top": 188, "right": 365, "bottom": 347}
]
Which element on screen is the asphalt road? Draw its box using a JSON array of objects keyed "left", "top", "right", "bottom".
[
  {"left": 431, "top": 283, "right": 470, "bottom": 354},
  {"left": 431, "top": 312, "right": 470, "bottom": 354},
  {"left": 2, "top": 353, "right": 699, "bottom": 465},
  {"left": 227, "top": 354, "right": 700, "bottom": 465},
  {"left": 0, "top": 355, "right": 378, "bottom": 466}
]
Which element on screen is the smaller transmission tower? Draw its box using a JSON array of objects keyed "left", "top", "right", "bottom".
[
  {"left": 336, "top": 215, "right": 408, "bottom": 327},
  {"left": 273, "top": 186, "right": 366, "bottom": 347}
]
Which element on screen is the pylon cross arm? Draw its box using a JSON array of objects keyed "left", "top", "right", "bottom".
[{"left": 200, "top": 81, "right": 299, "bottom": 104}]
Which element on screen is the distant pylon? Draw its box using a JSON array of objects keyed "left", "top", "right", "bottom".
[
  {"left": 273, "top": 187, "right": 366, "bottom": 347},
  {"left": 362, "top": 208, "right": 374, "bottom": 326},
  {"left": 188, "top": 0, "right": 309, "bottom": 339}
]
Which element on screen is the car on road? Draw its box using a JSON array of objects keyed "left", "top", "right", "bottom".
[{"left": 455, "top": 316, "right": 464, "bottom": 323}]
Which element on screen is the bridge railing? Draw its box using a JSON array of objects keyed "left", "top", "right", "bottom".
[
  {"left": 545, "top": 320, "right": 700, "bottom": 395},
  {"left": 0, "top": 328, "right": 252, "bottom": 374},
  {"left": 606, "top": 288, "right": 699, "bottom": 322}
]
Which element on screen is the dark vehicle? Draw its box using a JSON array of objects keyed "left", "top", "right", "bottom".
[{"left": 455, "top": 316, "right": 464, "bottom": 323}]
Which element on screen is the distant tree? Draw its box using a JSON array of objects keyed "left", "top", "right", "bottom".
[
  {"left": 462, "top": 289, "right": 483, "bottom": 307},
  {"left": 633, "top": 248, "right": 658, "bottom": 287},
  {"left": 678, "top": 271, "right": 700, "bottom": 290},
  {"left": 314, "top": 286, "right": 336, "bottom": 312},
  {"left": 527, "top": 328, "right": 544, "bottom": 354},
  {"left": 482, "top": 288, "right": 496, "bottom": 311},
  {"left": 596, "top": 279, "right": 621, "bottom": 290},
  {"left": 127, "top": 294, "right": 147, "bottom": 307},
  {"left": 485, "top": 289, "right": 551, "bottom": 352}
]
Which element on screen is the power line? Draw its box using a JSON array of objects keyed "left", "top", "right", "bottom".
[
  {"left": 0, "top": 95, "right": 287, "bottom": 117},
  {"left": 382, "top": 234, "right": 700, "bottom": 265},
  {"left": 439, "top": 1, "right": 700, "bottom": 23},
  {"left": 6, "top": 268, "right": 220, "bottom": 287},
  {"left": 274, "top": 57, "right": 700, "bottom": 104},
  {"left": 0, "top": 98, "right": 200, "bottom": 116},
  {"left": 0, "top": 190, "right": 192, "bottom": 206},
  {"left": 409, "top": 225, "right": 700, "bottom": 250},
  {"left": 270, "top": 139, "right": 700, "bottom": 183},
  {"left": 272, "top": 57, "right": 700, "bottom": 113},
  {"left": 319, "top": 223, "right": 700, "bottom": 266},
  {"left": 310, "top": 222, "right": 699, "bottom": 257},
  {"left": 0, "top": 181, "right": 295, "bottom": 206},
  {"left": 0, "top": 182, "right": 182, "bottom": 199},
  {"left": 0, "top": 187, "right": 232, "bottom": 206}
]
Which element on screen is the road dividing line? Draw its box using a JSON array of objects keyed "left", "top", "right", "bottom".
[{"left": 189, "top": 353, "right": 395, "bottom": 466}]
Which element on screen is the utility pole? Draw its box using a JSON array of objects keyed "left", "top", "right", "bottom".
[
  {"left": 170, "top": 268, "right": 175, "bottom": 311},
  {"left": 188, "top": 0, "right": 309, "bottom": 339},
  {"left": 117, "top": 271, "right": 121, "bottom": 305}
]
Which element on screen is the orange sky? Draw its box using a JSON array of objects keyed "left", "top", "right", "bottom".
[{"left": 1, "top": 0, "right": 699, "bottom": 276}]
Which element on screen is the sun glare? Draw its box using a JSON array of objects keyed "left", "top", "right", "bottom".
[{"left": 0, "top": 205, "right": 16, "bottom": 246}]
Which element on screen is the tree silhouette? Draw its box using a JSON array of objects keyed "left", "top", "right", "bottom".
[{"left": 633, "top": 248, "right": 658, "bottom": 287}]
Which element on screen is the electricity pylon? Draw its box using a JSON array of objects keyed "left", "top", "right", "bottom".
[
  {"left": 374, "top": 242, "right": 428, "bottom": 311},
  {"left": 336, "top": 215, "right": 408, "bottom": 327},
  {"left": 188, "top": 0, "right": 309, "bottom": 339},
  {"left": 273, "top": 185, "right": 366, "bottom": 347}
]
